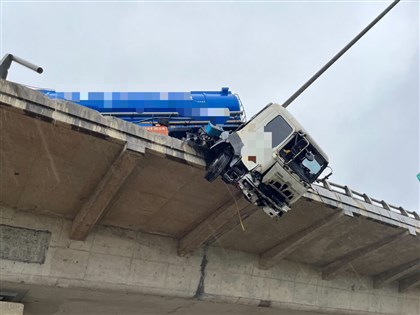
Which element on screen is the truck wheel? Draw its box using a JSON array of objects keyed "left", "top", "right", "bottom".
[{"left": 205, "top": 150, "right": 232, "bottom": 182}]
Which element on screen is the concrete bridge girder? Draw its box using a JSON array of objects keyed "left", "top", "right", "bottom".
[{"left": 374, "top": 259, "right": 420, "bottom": 290}]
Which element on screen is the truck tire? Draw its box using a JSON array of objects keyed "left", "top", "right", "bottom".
[{"left": 205, "top": 150, "right": 232, "bottom": 182}]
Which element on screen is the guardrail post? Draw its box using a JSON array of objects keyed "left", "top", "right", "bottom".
[
  {"left": 381, "top": 200, "right": 391, "bottom": 210},
  {"left": 398, "top": 206, "right": 409, "bottom": 217},
  {"left": 363, "top": 194, "right": 373, "bottom": 204},
  {"left": 322, "top": 179, "right": 332, "bottom": 191},
  {"left": 344, "top": 186, "right": 353, "bottom": 197}
]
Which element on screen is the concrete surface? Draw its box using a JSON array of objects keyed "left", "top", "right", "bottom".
[
  {"left": 2, "top": 283, "right": 331, "bottom": 315},
  {"left": 0, "top": 225, "right": 51, "bottom": 263},
  {"left": 0, "top": 302, "right": 24, "bottom": 315},
  {"left": 1, "top": 207, "right": 419, "bottom": 315},
  {"left": 1, "top": 79, "right": 420, "bottom": 314}
]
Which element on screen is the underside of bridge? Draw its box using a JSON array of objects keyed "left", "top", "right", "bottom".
[{"left": 1, "top": 79, "right": 419, "bottom": 314}]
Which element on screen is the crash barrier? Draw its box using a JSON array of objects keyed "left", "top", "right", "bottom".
[{"left": 316, "top": 180, "right": 419, "bottom": 221}]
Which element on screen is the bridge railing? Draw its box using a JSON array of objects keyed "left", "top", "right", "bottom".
[{"left": 315, "top": 180, "right": 420, "bottom": 221}]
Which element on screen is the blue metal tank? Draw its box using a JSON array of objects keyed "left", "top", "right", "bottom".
[{"left": 40, "top": 87, "right": 244, "bottom": 128}]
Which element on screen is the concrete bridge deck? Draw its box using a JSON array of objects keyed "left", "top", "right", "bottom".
[{"left": 1, "top": 79, "right": 419, "bottom": 314}]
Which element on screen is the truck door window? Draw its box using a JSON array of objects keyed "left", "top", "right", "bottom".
[
  {"left": 264, "top": 115, "right": 293, "bottom": 148},
  {"left": 280, "top": 134, "right": 327, "bottom": 183}
]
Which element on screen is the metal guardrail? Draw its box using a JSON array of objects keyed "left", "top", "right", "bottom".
[{"left": 314, "top": 180, "right": 419, "bottom": 221}]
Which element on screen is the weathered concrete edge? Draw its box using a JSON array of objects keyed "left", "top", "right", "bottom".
[
  {"left": 0, "top": 277, "right": 392, "bottom": 315},
  {"left": 305, "top": 186, "right": 420, "bottom": 235},
  {"left": 0, "top": 79, "right": 206, "bottom": 168},
  {"left": 1, "top": 269, "right": 398, "bottom": 315},
  {"left": 0, "top": 276, "right": 193, "bottom": 301},
  {"left": 200, "top": 294, "right": 393, "bottom": 315}
]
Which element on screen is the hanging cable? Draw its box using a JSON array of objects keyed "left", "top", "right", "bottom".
[{"left": 224, "top": 182, "right": 245, "bottom": 232}]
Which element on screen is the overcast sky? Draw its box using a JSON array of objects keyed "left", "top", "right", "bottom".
[{"left": 1, "top": 0, "right": 418, "bottom": 212}]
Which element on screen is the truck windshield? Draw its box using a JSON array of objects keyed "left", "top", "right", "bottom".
[
  {"left": 264, "top": 115, "right": 293, "bottom": 148},
  {"left": 279, "top": 134, "right": 328, "bottom": 183}
]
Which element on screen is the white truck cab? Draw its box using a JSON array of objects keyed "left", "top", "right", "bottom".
[{"left": 205, "top": 103, "right": 329, "bottom": 218}]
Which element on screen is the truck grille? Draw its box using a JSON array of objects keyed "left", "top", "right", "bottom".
[{"left": 270, "top": 181, "right": 294, "bottom": 201}]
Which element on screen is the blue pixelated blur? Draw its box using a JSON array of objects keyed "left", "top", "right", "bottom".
[{"left": 39, "top": 88, "right": 244, "bottom": 130}]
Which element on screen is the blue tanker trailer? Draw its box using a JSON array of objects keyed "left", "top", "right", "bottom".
[{"left": 39, "top": 87, "right": 245, "bottom": 138}]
